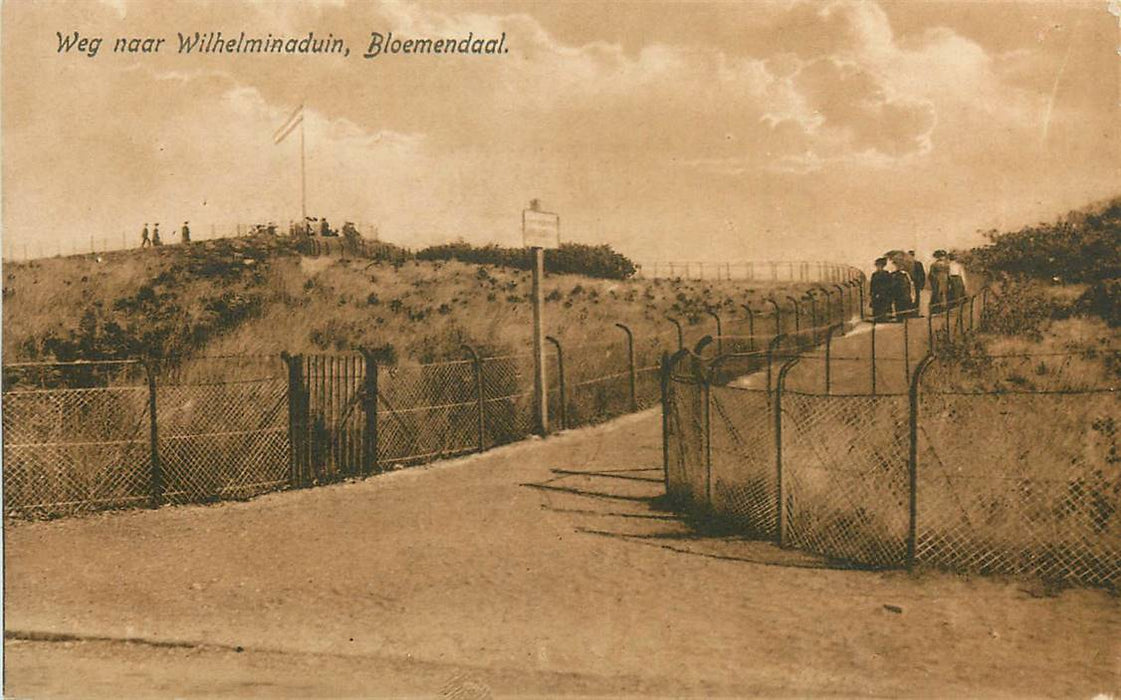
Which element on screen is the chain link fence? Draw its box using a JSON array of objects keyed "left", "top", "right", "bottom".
[
  {"left": 3, "top": 361, "right": 151, "bottom": 517},
  {"left": 157, "top": 356, "right": 290, "bottom": 505},
  {"left": 662, "top": 311, "right": 1121, "bottom": 587},
  {"left": 3, "top": 323, "right": 684, "bottom": 519}
]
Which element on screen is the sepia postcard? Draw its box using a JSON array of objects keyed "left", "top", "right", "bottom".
[{"left": 2, "top": 1, "right": 1119, "bottom": 697}]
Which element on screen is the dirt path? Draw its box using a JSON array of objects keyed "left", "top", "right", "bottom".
[{"left": 6, "top": 410, "right": 1120, "bottom": 697}]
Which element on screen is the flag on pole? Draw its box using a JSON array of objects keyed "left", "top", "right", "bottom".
[{"left": 273, "top": 104, "right": 303, "bottom": 144}]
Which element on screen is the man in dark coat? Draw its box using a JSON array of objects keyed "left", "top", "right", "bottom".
[
  {"left": 870, "top": 257, "right": 892, "bottom": 321},
  {"left": 888, "top": 257, "right": 914, "bottom": 322},
  {"left": 908, "top": 250, "right": 925, "bottom": 313}
]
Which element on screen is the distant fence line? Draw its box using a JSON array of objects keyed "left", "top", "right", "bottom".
[
  {"left": 0, "top": 221, "right": 382, "bottom": 262},
  {"left": 663, "top": 291, "right": 1121, "bottom": 588},
  {"left": 634, "top": 261, "right": 864, "bottom": 284}
]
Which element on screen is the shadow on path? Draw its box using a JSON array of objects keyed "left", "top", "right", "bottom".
[{"left": 522, "top": 465, "right": 848, "bottom": 571}]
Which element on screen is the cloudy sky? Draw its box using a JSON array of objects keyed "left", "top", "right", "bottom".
[{"left": 2, "top": 0, "right": 1118, "bottom": 264}]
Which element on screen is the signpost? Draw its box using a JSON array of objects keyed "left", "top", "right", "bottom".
[{"left": 522, "top": 201, "right": 559, "bottom": 436}]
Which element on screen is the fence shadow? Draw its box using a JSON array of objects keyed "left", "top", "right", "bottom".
[{"left": 523, "top": 467, "right": 844, "bottom": 571}]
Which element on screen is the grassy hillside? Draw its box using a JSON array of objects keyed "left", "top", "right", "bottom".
[{"left": 3, "top": 235, "right": 817, "bottom": 365}]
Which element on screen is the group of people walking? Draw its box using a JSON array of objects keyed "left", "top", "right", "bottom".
[
  {"left": 140, "top": 222, "right": 190, "bottom": 248},
  {"left": 870, "top": 249, "right": 966, "bottom": 322}
]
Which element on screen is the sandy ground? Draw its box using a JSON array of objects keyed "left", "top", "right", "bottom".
[{"left": 5, "top": 403, "right": 1120, "bottom": 698}]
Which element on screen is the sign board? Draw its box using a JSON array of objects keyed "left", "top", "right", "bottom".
[{"left": 522, "top": 209, "right": 560, "bottom": 249}]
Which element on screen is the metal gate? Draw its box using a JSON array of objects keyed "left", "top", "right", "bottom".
[{"left": 288, "top": 354, "right": 373, "bottom": 485}]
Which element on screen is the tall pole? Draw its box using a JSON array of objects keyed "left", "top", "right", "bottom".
[
  {"left": 532, "top": 246, "right": 548, "bottom": 435},
  {"left": 300, "top": 102, "right": 307, "bottom": 223}
]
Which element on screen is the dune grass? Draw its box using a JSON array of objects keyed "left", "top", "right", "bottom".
[{"left": 2, "top": 234, "right": 817, "bottom": 366}]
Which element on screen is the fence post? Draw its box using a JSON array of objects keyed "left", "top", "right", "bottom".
[
  {"left": 805, "top": 292, "right": 818, "bottom": 346},
  {"left": 703, "top": 363, "right": 713, "bottom": 507},
  {"left": 785, "top": 295, "right": 801, "bottom": 336},
  {"left": 461, "top": 344, "right": 485, "bottom": 452},
  {"left": 981, "top": 287, "right": 990, "bottom": 330},
  {"left": 545, "top": 336, "right": 566, "bottom": 430},
  {"left": 666, "top": 316, "right": 684, "bottom": 351},
  {"left": 766, "top": 333, "right": 787, "bottom": 400},
  {"left": 704, "top": 310, "right": 723, "bottom": 355},
  {"left": 833, "top": 284, "right": 847, "bottom": 327},
  {"left": 660, "top": 350, "right": 671, "bottom": 493},
  {"left": 614, "top": 323, "right": 637, "bottom": 412},
  {"left": 818, "top": 287, "right": 834, "bottom": 328},
  {"left": 281, "top": 352, "right": 301, "bottom": 485},
  {"left": 775, "top": 356, "right": 801, "bottom": 547},
  {"left": 144, "top": 359, "right": 163, "bottom": 508},
  {"left": 908, "top": 354, "right": 937, "bottom": 570},
  {"left": 870, "top": 319, "right": 877, "bottom": 396},
  {"left": 941, "top": 296, "right": 951, "bottom": 344},
  {"left": 969, "top": 296, "right": 976, "bottom": 333},
  {"left": 765, "top": 297, "right": 782, "bottom": 338},
  {"left": 824, "top": 325, "right": 841, "bottom": 394},
  {"left": 360, "top": 350, "right": 379, "bottom": 474},
  {"left": 927, "top": 307, "right": 935, "bottom": 355},
  {"left": 857, "top": 277, "right": 866, "bottom": 320},
  {"left": 741, "top": 303, "right": 756, "bottom": 353},
  {"left": 903, "top": 316, "right": 911, "bottom": 387}
]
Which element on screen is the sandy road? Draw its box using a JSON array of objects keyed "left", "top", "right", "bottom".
[{"left": 5, "top": 407, "right": 1120, "bottom": 697}]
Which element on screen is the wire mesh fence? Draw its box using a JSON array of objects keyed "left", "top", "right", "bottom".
[
  {"left": 3, "top": 325, "right": 683, "bottom": 519},
  {"left": 3, "top": 361, "right": 152, "bottom": 518},
  {"left": 376, "top": 358, "right": 478, "bottom": 467},
  {"left": 663, "top": 330, "right": 1121, "bottom": 588},
  {"left": 157, "top": 356, "right": 290, "bottom": 505},
  {"left": 709, "top": 384, "right": 776, "bottom": 536},
  {"left": 564, "top": 340, "right": 634, "bottom": 428},
  {"left": 480, "top": 354, "right": 538, "bottom": 447},
  {"left": 665, "top": 354, "right": 707, "bottom": 508},
  {"left": 781, "top": 390, "right": 911, "bottom": 568}
]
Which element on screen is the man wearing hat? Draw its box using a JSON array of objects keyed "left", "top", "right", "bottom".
[
  {"left": 140, "top": 223, "right": 151, "bottom": 248},
  {"left": 181, "top": 221, "right": 191, "bottom": 244},
  {"left": 928, "top": 249, "right": 950, "bottom": 313},
  {"left": 870, "top": 257, "right": 893, "bottom": 321}
]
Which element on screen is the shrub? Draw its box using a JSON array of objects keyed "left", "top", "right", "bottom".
[
  {"left": 415, "top": 241, "right": 636, "bottom": 279},
  {"left": 980, "top": 282, "right": 1074, "bottom": 340},
  {"left": 1077, "top": 279, "right": 1121, "bottom": 327},
  {"left": 965, "top": 197, "right": 1121, "bottom": 284}
]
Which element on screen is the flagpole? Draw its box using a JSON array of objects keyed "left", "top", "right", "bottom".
[{"left": 300, "top": 101, "right": 307, "bottom": 223}]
